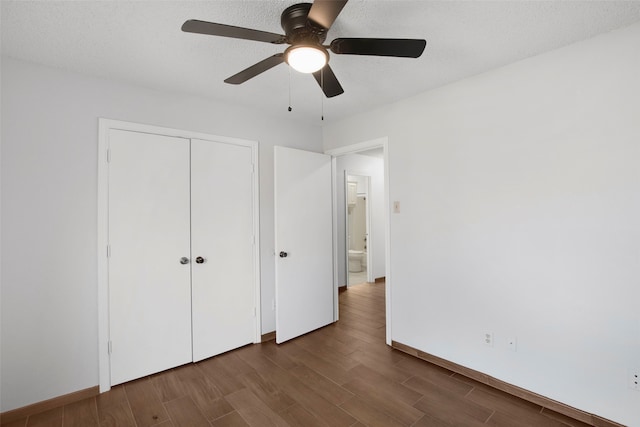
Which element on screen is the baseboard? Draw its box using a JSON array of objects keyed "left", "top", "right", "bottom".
[
  {"left": 0, "top": 386, "right": 99, "bottom": 424},
  {"left": 261, "top": 331, "right": 276, "bottom": 343},
  {"left": 374, "top": 276, "right": 385, "bottom": 283},
  {"left": 391, "top": 341, "right": 624, "bottom": 427}
]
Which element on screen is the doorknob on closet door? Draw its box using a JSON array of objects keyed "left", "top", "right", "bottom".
[
  {"left": 279, "top": 251, "right": 288, "bottom": 258},
  {"left": 195, "top": 256, "right": 205, "bottom": 264},
  {"left": 179, "top": 257, "right": 190, "bottom": 265}
]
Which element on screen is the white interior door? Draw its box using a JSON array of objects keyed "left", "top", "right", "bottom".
[
  {"left": 274, "top": 146, "right": 334, "bottom": 343},
  {"left": 108, "top": 129, "right": 192, "bottom": 385},
  {"left": 191, "top": 139, "right": 256, "bottom": 361}
]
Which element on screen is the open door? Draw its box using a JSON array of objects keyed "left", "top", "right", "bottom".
[{"left": 274, "top": 146, "right": 334, "bottom": 343}]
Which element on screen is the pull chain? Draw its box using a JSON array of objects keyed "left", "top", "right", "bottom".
[
  {"left": 321, "top": 68, "right": 324, "bottom": 121},
  {"left": 288, "top": 65, "right": 292, "bottom": 112}
]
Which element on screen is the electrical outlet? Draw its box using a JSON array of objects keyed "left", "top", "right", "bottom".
[
  {"left": 629, "top": 369, "right": 640, "bottom": 391},
  {"left": 507, "top": 337, "right": 517, "bottom": 352},
  {"left": 483, "top": 332, "right": 494, "bottom": 347},
  {"left": 393, "top": 201, "right": 401, "bottom": 213},
  {"left": 271, "top": 299, "right": 276, "bottom": 311}
]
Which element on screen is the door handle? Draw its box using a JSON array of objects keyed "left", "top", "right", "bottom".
[
  {"left": 179, "top": 257, "right": 190, "bottom": 265},
  {"left": 279, "top": 251, "right": 288, "bottom": 258},
  {"left": 195, "top": 256, "right": 205, "bottom": 264}
]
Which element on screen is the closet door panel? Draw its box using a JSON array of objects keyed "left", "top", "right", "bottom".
[
  {"left": 108, "top": 129, "right": 192, "bottom": 385},
  {"left": 191, "top": 139, "right": 255, "bottom": 361}
]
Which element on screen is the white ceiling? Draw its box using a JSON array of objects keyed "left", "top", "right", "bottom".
[{"left": 3, "top": 1, "right": 640, "bottom": 124}]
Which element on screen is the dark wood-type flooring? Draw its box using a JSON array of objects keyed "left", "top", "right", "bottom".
[{"left": 3, "top": 281, "right": 591, "bottom": 427}]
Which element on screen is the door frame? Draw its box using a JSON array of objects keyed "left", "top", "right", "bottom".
[
  {"left": 97, "top": 118, "right": 261, "bottom": 392},
  {"left": 325, "top": 137, "right": 391, "bottom": 345},
  {"left": 344, "top": 172, "right": 373, "bottom": 285}
]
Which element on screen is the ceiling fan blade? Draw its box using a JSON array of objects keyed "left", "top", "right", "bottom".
[
  {"left": 312, "top": 64, "right": 344, "bottom": 98},
  {"left": 182, "top": 20, "right": 286, "bottom": 44},
  {"left": 330, "top": 38, "right": 426, "bottom": 58},
  {"left": 224, "top": 54, "right": 285, "bottom": 85},
  {"left": 307, "top": 0, "right": 348, "bottom": 30}
]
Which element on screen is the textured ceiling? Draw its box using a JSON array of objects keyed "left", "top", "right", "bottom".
[{"left": 2, "top": 1, "right": 640, "bottom": 124}]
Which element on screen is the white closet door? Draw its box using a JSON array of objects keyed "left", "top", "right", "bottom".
[
  {"left": 108, "top": 129, "right": 192, "bottom": 385},
  {"left": 191, "top": 139, "right": 255, "bottom": 361},
  {"left": 274, "top": 146, "right": 334, "bottom": 343}
]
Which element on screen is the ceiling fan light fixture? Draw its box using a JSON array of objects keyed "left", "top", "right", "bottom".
[{"left": 285, "top": 44, "right": 328, "bottom": 73}]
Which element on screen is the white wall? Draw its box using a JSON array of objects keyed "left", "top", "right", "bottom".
[
  {"left": 336, "top": 154, "right": 385, "bottom": 285},
  {"left": 323, "top": 22, "right": 640, "bottom": 427},
  {"left": 0, "top": 57, "right": 322, "bottom": 412}
]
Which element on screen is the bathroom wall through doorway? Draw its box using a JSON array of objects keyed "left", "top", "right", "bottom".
[{"left": 346, "top": 173, "right": 371, "bottom": 286}]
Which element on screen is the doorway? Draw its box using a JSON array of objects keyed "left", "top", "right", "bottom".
[{"left": 326, "top": 137, "right": 391, "bottom": 344}]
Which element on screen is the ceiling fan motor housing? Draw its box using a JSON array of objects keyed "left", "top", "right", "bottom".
[{"left": 281, "top": 3, "right": 328, "bottom": 45}]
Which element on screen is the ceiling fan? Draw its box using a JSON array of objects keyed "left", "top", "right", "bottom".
[{"left": 181, "top": 0, "right": 426, "bottom": 98}]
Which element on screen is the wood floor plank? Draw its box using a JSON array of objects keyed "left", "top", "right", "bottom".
[
  {"left": 275, "top": 342, "right": 353, "bottom": 385},
  {"left": 403, "top": 373, "right": 474, "bottom": 398},
  {"left": 95, "top": 385, "right": 137, "bottom": 427},
  {"left": 331, "top": 323, "right": 380, "bottom": 345},
  {"left": 173, "top": 364, "right": 223, "bottom": 419},
  {"left": 258, "top": 343, "right": 299, "bottom": 371},
  {"left": 467, "top": 387, "right": 572, "bottom": 427},
  {"left": 411, "top": 413, "right": 454, "bottom": 427},
  {"left": 224, "top": 389, "right": 289, "bottom": 427},
  {"left": 235, "top": 344, "right": 284, "bottom": 374},
  {"left": 201, "top": 397, "right": 235, "bottom": 422},
  {"left": 395, "top": 354, "right": 460, "bottom": 385},
  {"left": 294, "top": 329, "right": 360, "bottom": 358},
  {"left": 214, "top": 352, "right": 255, "bottom": 377},
  {"left": 339, "top": 396, "right": 405, "bottom": 427},
  {"left": 62, "top": 397, "right": 98, "bottom": 427},
  {"left": 211, "top": 411, "right": 249, "bottom": 427},
  {"left": 124, "top": 377, "right": 170, "bottom": 427},
  {"left": 197, "top": 358, "right": 246, "bottom": 396},
  {"left": 540, "top": 408, "right": 594, "bottom": 427},
  {"left": 346, "top": 365, "right": 422, "bottom": 406},
  {"left": 150, "top": 421, "right": 173, "bottom": 427},
  {"left": 466, "top": 385, "right": 568, "bottom": 427},
  {"left": 349, "top": 350, "right": 413, "bottom": 384},
  {"left": 277, "top": 404, "right": 328, "bottom": 427},
  {"left": 413, "top": 389, "right": 493, "bottom": 426},
  {"left": 262, "top": 367, "right": 356, "bottom": 427},
  {"left": 486, "top": 410, "right": 570, "bottom": 427},
  {"left": 288, "top": 365, "right": 354, "bottom": 405},
  {"left": 163, "top": 396, "right": 210, "bottom": 427},
  {"left": 341, "top": 377, "right": 424, "bottom": 426},
  {"left": 152, "top": 369, "right": 191, "bottom": 403},
  {"left": 0, "top": 419, "right": 27, "bottom": 427},
  {"left": 238, "top": 371, "right": 296, "bottom": 413},
  {"left": 25, "top": 407, "right": 62, "bottom": 427}
]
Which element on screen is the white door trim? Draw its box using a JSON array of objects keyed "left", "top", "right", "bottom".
[
  {"left": 97, "top": 118, "right": 261, "bottom": 392},
  {"left": 325, "top": 137, "right": 392, "bottom": 345}
]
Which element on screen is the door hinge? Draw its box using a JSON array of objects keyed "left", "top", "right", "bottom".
[
  {"left": 108, "top": 340, "right": 112, "bottom": 354},
  {"left": 106, "top": 148, "right": 111, "bottom": 163},
  {"left": 107, "top": 245, "right": 111, "bottom": 258}
]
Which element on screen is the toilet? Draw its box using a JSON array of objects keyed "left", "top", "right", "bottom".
[{"left": 348, "top": 250, "right": 364, "bottom": 272}]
